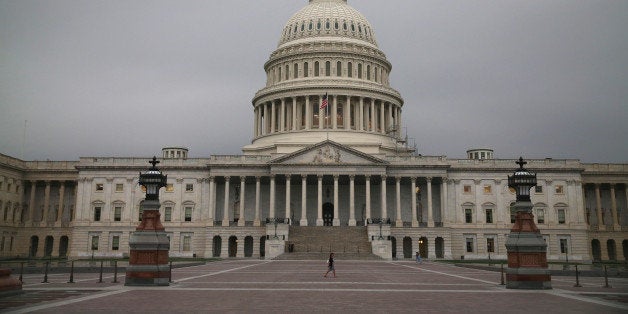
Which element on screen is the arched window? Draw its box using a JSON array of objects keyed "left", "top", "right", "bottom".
[
  {"left": 334, "top": 21, "right": 339, "bottom": 30},
  {"left": 317, "top": 20, "right": 321, "bottom": 30},
  {"left": 304, "top": 62, "right": 309, "bottom": 77},
  {"left": 351, "top": 23, "right": 355, "bottom": 32},
  {"left": 367, "top": 65, "right": 371, "bottom": 80},
  {"left": 343, "top": 21, "right": 347, "bottom": 30},
  {"left": 285, "top": 64, "right": 289, "bottom": 80},
  {"left": 336, "top": 61, "right": 342, "bottom": 76},
  {"left": 314, "top": 61, "right": 320, "bottom": 76},
  {"left": 301, "top": 23, "right": 305, "bottom": 32},
  {"left": 326, "top": 20, "right": 330, "bottom": 29},
  {"left": 325, "top": 61, "right": 330, "bottom": 76},
  {"left": 278, "top": 67, "right": 282, "bottom": 82},
  {"left": 294, "top": 63, "right": 299, "bottom": 79},
  {"left": 347, "top": 62, "right": 353, "bottom": 78},
  {"left": 357, "top": 63, "right": 362, "bottom": 79},
  {"left": 309, "top": 21, "right": 313, "bottom": 30},
  {"left": 375, "top": 66, "right": 379, "bottom": 82}
]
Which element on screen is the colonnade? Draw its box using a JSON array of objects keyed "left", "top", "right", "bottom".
[
  {"left": 253, "top": 95, "right": 401, "bottom": 138},
  {"left": 585, "top": 183, "right": 627, "bottom": 230},
  {"left": 25, "top": 180, "right": 74, "bottom": 225}
]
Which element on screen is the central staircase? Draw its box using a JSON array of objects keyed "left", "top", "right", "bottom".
[{"left": 274, "top": 226, "right": 381, "bottom": 260}]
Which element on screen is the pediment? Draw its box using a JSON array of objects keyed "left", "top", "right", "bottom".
[{"left": 270, "top": 140, "right": 386, "bottom": 165}]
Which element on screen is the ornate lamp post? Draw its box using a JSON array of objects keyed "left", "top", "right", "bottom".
[
  {"left": 505, "top": 157, "right": 551, "bottom": 289},
  {"left": 125, "top": 157, "right": 170, "bottom": 286}
]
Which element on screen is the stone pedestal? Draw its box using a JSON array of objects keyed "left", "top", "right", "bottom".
[
  {"left": 265, "top": 238, "right": 285, "bottom": 260},
  {"left": 505, "top": 202, "right": 551, "bottom": 289},
  {"left": 371, "top": 239, "right": 392, "bottom": 260},
  {"left": 125, "top": 200, "right": 170, "bottom": 286},
  {"left": 0, "top": 269, "right": 22, "bottom": 297}
]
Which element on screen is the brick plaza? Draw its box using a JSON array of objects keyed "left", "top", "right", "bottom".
[{"left": 2, "top": 260, "right": 627, "bottom": 313}]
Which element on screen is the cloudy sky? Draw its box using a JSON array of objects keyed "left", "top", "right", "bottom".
[{"left": 1, "top": 0, "right": 626, "bottom": 163}]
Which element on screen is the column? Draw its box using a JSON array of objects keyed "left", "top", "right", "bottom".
[
  {"left": 254, "top": 176, "right": 261, "bottom": 226},
  {"left": 57, "top": 182, "right": 65, "bottom": 223},
  {"left": 292, "top": 97, "right": 297, "bottom": 131},
  {"left": 379, "top": 101, "right": 385, "bottom": 134},
  {"left": 271, "top": 101, "right": 276, "bottom": 133},
  {"left": 611, "top": 184, "right": 619, "bottom": 229},
  {"left": 28, "top": 180, "right": 36, "bottom": 223},
  {"left": 222, "top": 177, "right": 230, "bottom": 226},
  {"left": 332, "top": 95, "right": 337, "bottom": 129},
  {"left": 236, "top": 237, "right": 244, "bottom": 258},
  {"left": 395, "top": 177, "right": 402, "bottom": 226},
  {"left": 42, "top": 180, "right": 51, "bottom": 224},
  {"left": 427, "top": 177, "right": 434, "bottom": 227},
  {"left": 238, "top": 176, "right": 246, "bottom": 226},
  {"left": 595, "top": 183, "right": 604, "bottom": 230},
  {"left": 349, "top": 175, "right": 356, "bottom": 226},
  {"left": 305, "top": 96, "right": 311, "bottom": 130},
  {"left": 411, "top": 177, "right": 418, "bottom": 227},
  {"left": 381, "top": 175, "right": 387, "bottom": 219},
  {"left": 317, "top": 175, "right": 323, "bottom": 226},
  {"left": 345, "top": 95, "right": 351, "bottom": 129},
  {"left": 281, "top": 98, "right": 286, "bottom": 132},
  {"left": 441, "top": 178, "right": 448, "bottom": 226},
  {"left": 208, "top": 177, "right": 215, "bottom": 224},
  {"left": 253, "top": 107, "right": 258, "bottom": 137},
  {"left": 370, "top": 99, "right": 375, "bottom": 132},
  {"left": 300, "top": 175, "right": 308, "bottom": 226},
  {"left": 269, "top": 175, "right": 276, "bottom": 219},
  {"left": 285, "top": 175, "right": 291, "bottom": 223},
  {"left": 263, "top": 103, "right": 269, "bottom": 134},
  {"left": 333, "top": 175, "right": 340, "bottom": 226},
  {"left": 318, "top": 96, "right": 324, "bottom": 129},
  {"left": 365, "top": 176, "right": 371, "bottom": 221}
]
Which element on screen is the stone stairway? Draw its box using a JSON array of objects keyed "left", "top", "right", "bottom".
[{"left": 274, "top": 226, "right": 381, "bottom": 260}]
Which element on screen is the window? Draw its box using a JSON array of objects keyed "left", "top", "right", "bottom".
[
  {"left": 285, "top": 64, "right": 289, "bottom": 80},
  {"left": 559, "top": 238, "right": 568, "bottom": 254},
  {"left": 536, "top": 209, "right": 545, "bottom": 224},
  {"left": 182, "top": 235, "right": 191, "bottom": 251},
  {"left": 336, "top": 61, "right": 341, "bottom": 76},
  {"left": 139, "top": 207, "right": 143, "bottom": 221},
  {"left": 483, "top": 185, "right": 492, "bottom": 194},
  {"left": 535, "top": 186, "right": 543, "bottom": 194},
  {"left": 185, "top": 184, "right": 194, "bottom": 192},
  {"left": 465, "top": 208, "right": 473, "bottom": 223},
  {"left": 487, "top": 238, "right": 495, "bottom": 253},
  {"left": 314, "top": 61, "right": 320, "bottom": 76},
  {"left": 466, "top": 238, "right": 474, "bottom": 253},
  {"left": 348, "top": 62, "right": 353, "bottom": 77},
  {"left": 294, "top": 63, "right": 299, "bottom": 79},
  {"left": 166, "top": 184, "right": 174, "bottom": 192},
  {"left": 555, "top": 185, "right": 564, "bottom": 194},
  {"left": 111, "top": 236, "right": 120, "bottom": 251},
  {"left": 304, "top": 62, "right": 309, "bottom": 77},
  {"left": 325, "top": 61, "right": 330, "bottom": 76},
  {"left": 463, "top": 185, "right": 471, "bottom": 193},
  {"left": 114, "top": 206, "right": 122, "bottom": 221},
  {"left": 1, "top": 236, "right": 4, "bottom": 251},
  {"left": 115, "top": 184, "right": 123, "bottom": 192},
  {"left": 94, "top": 207, "right": 102, "bottom": 221},
  {"left": 367, "top": 65, "right": 371, "bottom": 80},
  {"left": 510, "top": 202, "right": 516, "bottom": 223},
  {"left": 557, "top": 209, "right": 566, "bottom": 224},
  {"left": 164, "top": 207, "right": 172, "bottom": 222},
  {"left": 96, "top": 183, "right": 104, "bottom": 191},
  {"left": 7, "top": 183, "right": 12, "bottom": 192},
  {"left": 91, "top": 236, "right": 99, "bottom": 251},
  {"left": 185, "top": 206, "right": 192, "bottom": 222},
  {"left": 357, "top": 63, "right": 362, "bottom": 79},
  {"left": 485, "top": 209, "right": 493, "bottom": 223}
]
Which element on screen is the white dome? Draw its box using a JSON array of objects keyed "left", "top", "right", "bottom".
[{"left": 279, "top": 0, "right": 377, "bottom": 48}]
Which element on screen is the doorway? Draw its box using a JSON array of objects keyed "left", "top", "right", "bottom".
[{"left": 323, "top": 202, "right": 334, "bottom": 226}]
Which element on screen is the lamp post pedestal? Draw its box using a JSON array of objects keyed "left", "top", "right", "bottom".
[{"left": 0, "top": 269, "right": 22, "bottom": 297}]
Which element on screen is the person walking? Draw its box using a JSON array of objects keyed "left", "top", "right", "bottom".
[
  {"left": 415, "top": 251, "right": 422, "bottom": 263},
  {"left": 324, "top": 252, "right": 336, "bottom": 278}
]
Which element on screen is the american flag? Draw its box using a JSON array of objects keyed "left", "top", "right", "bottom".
[{"left": 320, "top": 93, "right": 328, "bottom": 110}]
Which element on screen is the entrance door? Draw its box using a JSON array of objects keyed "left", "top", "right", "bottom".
[{"left": 323, "top": 202, "right": 334, "bottom": 226}]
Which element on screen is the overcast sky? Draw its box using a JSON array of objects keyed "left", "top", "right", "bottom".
[{"left": 1, "top": 0, "right": 626, "bottom": 163}]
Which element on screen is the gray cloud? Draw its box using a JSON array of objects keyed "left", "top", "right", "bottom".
[{"left": 1, "top": 0, "right": 626, "bottom": 163}]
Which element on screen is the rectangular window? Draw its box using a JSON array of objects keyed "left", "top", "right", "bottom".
[
  {"left": 94, "top": 207, "right": 102, "bottom": 221},
  {"left": 1, "top": 236, "right": 4, "bottom": 251},
  {"left": 557, "top": 209, "right": 566, "bottom": 224},
  {"left": 166, "top": 184, "right": 174, "bottom": 192},
  {"left": 185, "top": 206, "right": 192, "bottom": 222},
  {"left": 91, "top": 236, "right": 99, "bottom": 251},
  {"left": 483, "top": 185, "right": 492, "bottom": 194},
  {"left": 555, "top": 185, "right": 564, "bottom": 194},
  {"left": 114, "top": 206, "right": 122, "bottom": 221},
  {"left": 96, "top": 183, "right": 104, "bottom": 191},
  {"left": 485, "top": 209, "right": 493, "bottom": 223},
  {"left": 535, "top": 186, "right": 543, "bottom": 194},
  {"left": 185, "top": 184, "right": 194, "bottom": 192},
  {"left": 465, "top": 209, "right": 473, "bottom": 223},
  {"left": 115, "top": 184, "right": 123, "bottom": 192},
  {"left": 536, "top": 209, "right": 545, "bottom": 224},
  {"left": 164, "top": 207, "right": 172, "bottom": 222},
  {"left": 7, "top": 183, "right": 11, "bottom": 192},
  {"left": 463, "top": 185, "right": 471, "bottom": 193},
  {"left": 487, "top": 238, "right": 495, "bottom": 253},
  {"left": 182, "top": 235, "right": 191, "bottom": 251},
  {"left": 112, "top": 236, "right": 120, "bottom": 251},
  {"left": 560, "top": 238, "right": 568, "bottom": 254},
  {"left": 466, "top": 238, "right": 474, "bottom": 253}
]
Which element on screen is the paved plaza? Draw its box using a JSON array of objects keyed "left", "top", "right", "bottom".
[{"left": 1, "top": 260, "right": 627, "bottom": 313}]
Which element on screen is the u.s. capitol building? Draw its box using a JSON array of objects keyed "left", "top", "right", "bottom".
[{"left": 1, "top": 0, "right": 626, "bottom": 262}]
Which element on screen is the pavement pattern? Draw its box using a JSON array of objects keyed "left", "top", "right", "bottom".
[{"left": 1, "top": 260, "right": 627, "bottom": 313}]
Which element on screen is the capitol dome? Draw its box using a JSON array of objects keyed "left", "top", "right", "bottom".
[
  {"left": 278, "top": 0, "right": 378, "bottom": 48},
  {"left": 244, "top": 0, "right": 411, "bottom": 157}
]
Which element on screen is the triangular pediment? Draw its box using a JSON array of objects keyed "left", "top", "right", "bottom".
[{"left": 270, "top": 140, "right": 387, "bottom": 165}]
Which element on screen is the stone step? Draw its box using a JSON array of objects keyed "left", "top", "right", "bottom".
[
  {"left": 273, "top": 252, "right": 382, "bottom": 260},
  {"left": 286, "top": 226, "right": 373, "bottom": 257}
]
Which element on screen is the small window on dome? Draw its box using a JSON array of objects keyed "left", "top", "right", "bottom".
[
  {"left": 336, "top": 61, "right": 342, "bottom": 76},
  {"left": 301, "top": 23, "right": 305, "bottom": 32},
  {"left": 287, "top": 27, "right": 291, "bottom": 36},
  {"left": 326, "top": 20, "right": 330, "bottom": 29},
  {"left": 334, "top": 21, "right": 339, "bottom": 30},
  {"left": 294, "top": 25, "right": 297, "bottom": 33},
  {"left": 358, "top": 25, "right": 362, "bottom": 33},
  {"left": 343, "top": 22, "right": 347, "bottom": 30},
  {"left": 317, "top": 21, "right": 321, "bottom": 30},
  {"left": 309, "top": 21, "right": 313, "bottom": 30},
  {"left": 357, "top": 63, "right": 362, "bottom": 79},
  {"left": 351, "top": 23, "right": 355, "bottom": 32}
]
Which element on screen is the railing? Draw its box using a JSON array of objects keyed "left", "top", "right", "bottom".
[
  {"left": 366, "top": 218, "right": 390, "bottom": 225},
  {"left": 265, "top": 217, "right": 290, "bottom": 224}
]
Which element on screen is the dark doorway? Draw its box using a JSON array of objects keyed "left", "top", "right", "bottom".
[
  {"left": 607, "top": 239, "right": 617, "bottom": 261},
  {"left": 44, "top": 236, "right": 54, "bottom": 257},
  {"left": 591, "top": 239, "right": 601, "bottom": 261},
  {"left": 623, "top": 240, "right": 628, "bottom": 262},
  {"left": 323, "top": 202, "right": 334, "bottom": 226},
  {"left": 212, "top": 236, "right": 222, "bottom": 257},
  {"left": 228, "top": 236, "right": 237, "bottom": 257},
  {"left": 435, "top": 237, "right": 444, "bottom": 258},
  {"left": 391, "top": 236, "right": 397, "bottom": 259},
  {"left": 59, "top": 236, "right": 69, "bottom": 258},
  {"left": 260, "top": 236, "right": 266, "bottom": 258},
  {"left": 29, "top": 236, "right": 39, "bottom": 258},
  {"left": 419, "top": 236, "right": 428, "bottom": 258},
  {"left": 403, "top": 237, "right": 412, "bottom": 258},
  {"left": 244, "top": 236, "right": 253, "bottom": 257}
]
